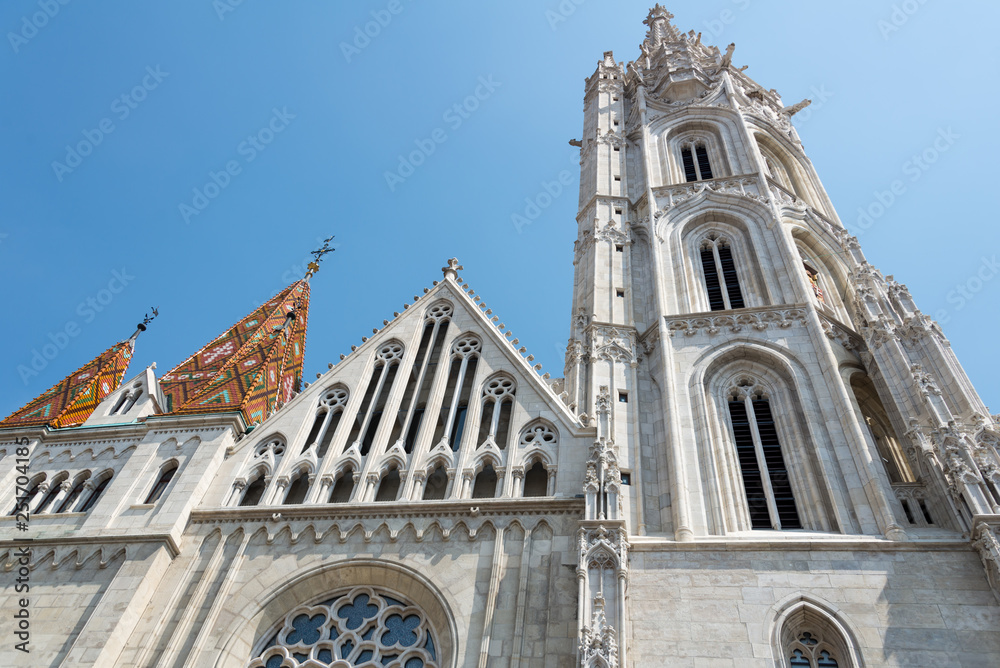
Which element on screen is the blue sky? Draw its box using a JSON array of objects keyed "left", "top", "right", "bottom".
[{"left": 1, "top": 1, "right": 997, "bottom": 416}]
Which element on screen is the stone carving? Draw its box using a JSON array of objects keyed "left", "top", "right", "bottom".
[
  {"left": 666, "top": 307, "right": 807, "bottom": 337},
  {"left": 654, "top": 176, "right": 768, "bottom": 212}
]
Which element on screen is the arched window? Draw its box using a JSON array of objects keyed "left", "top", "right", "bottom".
[
  {"left": 348, "top": 343, "right": 404, "bottom": 457},
  {"left": 247, "top": 587, "right": 440, "bottom": 668},
  {"left": 143, "top": 462, "right": 178, "bottom": 504},
  {"left": 57, "top": 472, "right": 91, "bottom": 512},
  {"left": 433, "top": 334, "right": 481, "bottom": 452},
  {"left": 10, "top": 475, "right": 45, "bottom": 515},
  {"left": 110, "top": 381, "right": 143, "bottom": 416},
  {"left": 700, "top": 233, "right": 745, "bottom": 311},
  {"left": 283, "top": 471, "right": 311, "bottom": 505},
  {"left": 472, "top": 462, "right": 498, "bottom": 499},
  {"left": 680, "top": 141, "right": 714, "bottom": 182},
  {"left": 240, "top": 475, "right": 267, "bottom": 507},
  {"left": 78, "top": 472, "right": 113, "bottom": 513},
  {"left": 303, "top": 387, "right": 349, "bottom": 458},
  {"left": 477, "top": 376, "right": 516, "bottom": 450},
  {"left": 34, "top": 472, "right": 68, "bottom": 514},
  {"left": 328, "top": 467, "right": 355, "bottom": 504},
  {"left": 389, "top": 302, "right": 453, "bottom": 454},
  {"left": 375, "top": 467, "right": 401, "bottom": 502},
  {"left": 422, "top": 464, "right": 449, "bottom": 500},
  {"left": 776, "top": 600, "right": 861, "bottom": 668},
  {"left": 523, "top": 460, "right": 548, "bottom": 497},
  {"left": 727, "top": 377, "right": 801, "bottom": 530}
]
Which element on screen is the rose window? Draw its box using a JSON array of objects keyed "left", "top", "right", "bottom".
[{"left": 247, "top": 587, "right": 439, "bottom": 668}]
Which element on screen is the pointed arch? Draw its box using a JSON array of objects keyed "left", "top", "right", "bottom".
[
  {"left": 676, "top": 210, "right": 773, "bottom": 312},
  {"left": 143, "top": 459, "right": 179, "bottom": 505},
  {"left": 769, "top": 594, "right": 865, "bottom": 668},
  {"left": 692, "top": 341, "right": 838, "bottom": 534}
]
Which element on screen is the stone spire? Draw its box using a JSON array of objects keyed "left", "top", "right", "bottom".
[{"left": 642, "top": 4, "right": 680, "bottom": 47}]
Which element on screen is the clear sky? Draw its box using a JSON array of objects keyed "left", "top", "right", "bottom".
[{"left": 1, "top": 1, "right": 997, "bottom": 416}]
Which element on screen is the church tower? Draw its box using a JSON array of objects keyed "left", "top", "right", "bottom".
[{"left": 569, "top": 5, "right": 1000, "bottom": 665}]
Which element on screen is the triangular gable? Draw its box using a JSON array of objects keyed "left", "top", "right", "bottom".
[
  {"left": 161, "top": 280, "right": 309, "bottom": 426},
  {"left": 294, "top": 269, "right": 580, "bottom": 433},
  {"left": 0, "top": 340, "right": 134, "bottom": 430}
]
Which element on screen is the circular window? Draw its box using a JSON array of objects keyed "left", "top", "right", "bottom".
[{"left": 247, "top": 587, "right": 440, "bottom": 668}]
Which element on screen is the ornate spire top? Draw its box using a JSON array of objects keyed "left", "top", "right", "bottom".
[
  {"left": 304, "top": 235, "right": 335, "bottom": 280},
  {"left": 643, "top": 4, "right": 680, "bottom": 46},
  {"left": 442, "top": 257, "right": 464, "bottom": 281}
]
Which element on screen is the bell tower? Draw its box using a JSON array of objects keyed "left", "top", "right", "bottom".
[{"left": 569, "top": 7, "right": 1000, "bottom": 663}]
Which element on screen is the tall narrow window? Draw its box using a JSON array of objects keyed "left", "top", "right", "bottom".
[
  {"left": 695, "top": 145, "right": 714, "bottom": 179},
  {"left": 477, "top": 376, "right": 516, "bottom": 449},
  {"left": 727, "top": 379, "right": 801, "bottom": 530},
  {"left": 283, "top": 472, "right": 310, "bottom": 505},
  {"left": 302, "top": 387, "right": 348, "bottom": 458},
  {"left": 433, "top": 335, "right": 481, "bottom": 451},
  {"left": 375, "top": 468, "right": 401, "bottom": 502},
  {"left": 423, "top": 465, "right": 449, "bottom": 500},
  {"left": 78, "top": 473, "right": 113, "bottom": 513},
  {"left": 472, "top": 463, "right": 498, "bottom": 499},
  {"left": 349, "top": 343, "right": 404, "bottom": 457},
  {"left": 700, "top": 234, "right": 745, "bottom": 311},
  {"left": 681, "top": 147, "right": 698, "bottom": 182},
  {"left": 10, "top": 476, "right": 44, "bottom": 515},
  {"left": 680, "top": 141, "right": 714, "bottom": 181},
  {"left": 523, "top": 461, "right": 548, "bottom": 497},
  {"left": 240, "top": 475, "right": 267, "bottom": 506},
  {"left": 391, "top": 303, "right": 452, "bottom": 453},
  {"left": 328, "top": 468, "right": 355, "bottom": 503},
  {"left": 57, "top": 473, "right": 90, "bottom": 513},
  {"left": 33, "top": 473, "right": 68, "bottom": 514},
  {"left": 143, "top": 463, "right": 177, "bottom": 504}
]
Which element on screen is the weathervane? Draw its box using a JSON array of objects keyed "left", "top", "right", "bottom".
[
  {"left": 305, "top": 235, "right": 336, "bottom": 279},
  {"left": 130, "top": 306, "right": 160, "bottom": 341}
]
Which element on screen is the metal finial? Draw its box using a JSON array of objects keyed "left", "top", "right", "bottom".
[{"left": 305, "top": 235, "right": 336, "bottom": 279}]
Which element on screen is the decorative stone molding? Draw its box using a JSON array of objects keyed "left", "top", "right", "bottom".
[
  {"left": 819, "top": 316, "right": 863, "bottom": 351},
  {"left": 653, "top": 176, "right": 767, "bottom": 213},
  {"left": 666, "top": 306, "right": 807, "bottom": 337}
]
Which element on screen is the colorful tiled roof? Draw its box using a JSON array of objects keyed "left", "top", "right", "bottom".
[
  {"left": 159, "top": 281, "right": 309, "bottom": 426},
  {"left": 0, "top": 340, "right": 135, "bottom": 430}
]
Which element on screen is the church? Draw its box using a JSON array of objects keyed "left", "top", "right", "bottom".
[{"left": 3, "top": 6, "right": 1000, "bottom": 666}]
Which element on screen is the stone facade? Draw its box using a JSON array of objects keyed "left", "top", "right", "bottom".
[{"left": 2, "top": 6, "right": 1000, "bottom": 667}]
